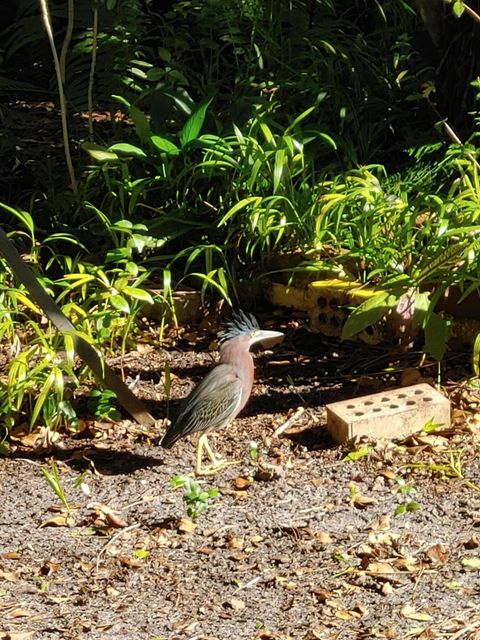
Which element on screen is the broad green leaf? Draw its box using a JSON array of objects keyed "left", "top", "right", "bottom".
[
  {"left": 473, "top": 332, "right": 480, "bottom": 376},
  {"left": 122, "top": 286, "right": 154, "bottom": 304},
  {"left": 453, "top": 1, "right": 464, "bottom": 17},
  {"left": 318, "top": 132, "right": 337, "bottom": 149},
  {"left": 10, "top": 290, "right": 41, "bottom": 314},
  {"left": 105, "top": 248, "right": 130, "bottom": 263},
  {"left": 82, "top": 142, "right": 118, "bottom": 163},
  {"left": 129, "top": 105, "right": 151, "bottom": 142},
  {"left": 180, "top": 98, "right": 213, "bottom": 147},
  {"left": 112, "top": 219, "right": 133, "bottom": 230},
  {"left": 273, "top": 149, "right": 286, "bottom": 193},
  {"left": 150, "top": 135, "right": 180, "bottom": 156},
  {"left": 31, "top": 369, "right": 58, "bottom": 427},
  {"left": 422, "top": 419, "right": 444, "bottom": 433},
  {"left": 219, "top": 197, "right": 262, "bottom": 225},
  {"left": 342, "top": 290, "right": 399, "bottom": 339},
  {"left": 413, "top": 290, "right": 430, "bottom": 328},
  {"left": 110, "top": 294, "right": 130, "bottom": 313},
  {"left": 112, "top": 94, "right": 131, "bottom": 108},
  {"left": 423, "top": 312, "right": 448, "bottom": 360},
  {"left": 108, "top": 143, "right": 147, "bottom": 160},
  {"left": 284, "top": 106, "right": 315, "bottom": 134},
  {"left": 260, "top": 122, "right": 276, "bottom": 147}
]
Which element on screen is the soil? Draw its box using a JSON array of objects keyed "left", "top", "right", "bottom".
[{"left": 1, "top": 327, "right": 480, "bottom": 640}]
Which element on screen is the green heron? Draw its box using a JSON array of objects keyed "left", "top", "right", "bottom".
[{"left": 161, "top": 311, "right": 283, "bottom": 475}]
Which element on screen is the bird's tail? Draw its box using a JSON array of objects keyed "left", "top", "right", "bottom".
[{"left": 159, "top": 430, "right": 179, "bottom": 449}]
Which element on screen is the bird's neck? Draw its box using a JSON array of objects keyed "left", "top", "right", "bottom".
[{"left": 220, "top": 338, "right": 254, "bottom": 408}]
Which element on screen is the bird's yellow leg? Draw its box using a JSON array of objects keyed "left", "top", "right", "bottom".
[{"left": 195, "top": 434, "right": 239, "bottom": 476}]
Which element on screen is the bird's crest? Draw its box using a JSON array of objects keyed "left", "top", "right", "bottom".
[{"left": 218, "top": 310, "right": 260, "bottom": 342}]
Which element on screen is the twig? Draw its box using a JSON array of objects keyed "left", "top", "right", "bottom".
[
  {"left": 95, "top": 523, "right": 141, "bottom": 576},
  {"left": 274, "top": 406, "right": 305, "bottom": 437},
  {"left": 449, "top": 619, "right": 480, "bottom": 640}
]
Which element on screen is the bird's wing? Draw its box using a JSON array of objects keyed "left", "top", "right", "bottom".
[{"left": 161, "top": 364, "right": 243, "bottom": 447}]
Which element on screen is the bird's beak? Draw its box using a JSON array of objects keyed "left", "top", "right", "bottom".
[{"left": 252, "top": 330, "right": 284, "bottom": 349}]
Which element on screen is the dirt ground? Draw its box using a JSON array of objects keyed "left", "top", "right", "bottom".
[{"left": 1, "top": 326, "right": 480, "bottom": 640}]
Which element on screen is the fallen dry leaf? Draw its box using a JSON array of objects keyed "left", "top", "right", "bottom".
[
  {"left": 400, "top": 604, "right": 434, "bottom": 622},
  {"left": 95, "top": 504, "right": 128, "bottom": 529},
  {"left": 382, "top": 582, "right": 394, "bottom": 595},
  {"left": 311, "top": 587, "right": 331, "bottom": 602},
  {"left": 177, "top": 517, "right": 196, "bottom": 534},
  {"left": 3, "top": 607, "right": 32, "bottom": 619},
  {"left": 0, "top": 569, "right": 18, "bottom": 582},
  {"left": 316, "top": 531, "right": 332, "bottom": 544},
  {"left": 225, "top": 535, "right": 244, "bottom": 549},
  {"left": 224, "top": 596, "right": 246, "bottom": 611},
  {"left": 233, "top": 476, "right": 253, "bottom": 490},
  {"left": 10, "top": 425, "right": 60, "bottom": 452},
  {"left": 352, "top": 493, "right": 377, "bottom": 509},
  {"left": 0, "top": 632, "right": 35, "bottom": 640},
  {"left": 118, "top": 555, "right": 142, "bottom": 568},
  {"left": 366, "top": 561, "right": 396, "bottom": 576},
  {"left": 394, "top": 556, "right": 418, "bottom": 572},
  {"left": 366, "top": 515, "right": 391, "bottom": 531},
  {"left": 39, "top": 512, "right": 74, "bottom": 528},
  {"left": 464, "top": 534, "right": 480, "bottom": 549},
  {"left": 425, "top": 543, "right": 448, "bottom": 565}
]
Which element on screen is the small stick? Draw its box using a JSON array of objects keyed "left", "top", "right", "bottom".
[
  {"left": 274, "top": 406, "right": 305, "bottom": 437},
  {"left": 95, "top": 523, "right": 141, "bottom": 576}
]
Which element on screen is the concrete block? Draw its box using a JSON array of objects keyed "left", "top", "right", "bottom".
[{"left": 326, "top": 383, "right": 451, "bottom": 443}]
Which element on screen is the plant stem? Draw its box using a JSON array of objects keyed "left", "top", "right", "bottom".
[
  {"left": 59, "top": 0, "right": 74, "bottom": 83},
  {"left": 88, "top": 3, "right": 99, "bottom": 140},
  {"left": 464, "top": 2, "right": 480, "bottom": 24},
  {"left": 38, "top": 0, "right": 78, "bottom": 193}
]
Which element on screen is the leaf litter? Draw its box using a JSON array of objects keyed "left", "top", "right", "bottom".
[{"left": 1, "top": 332, "right": 480, "bottom": 638}]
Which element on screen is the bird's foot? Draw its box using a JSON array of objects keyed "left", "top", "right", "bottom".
[{"left": 195, "top": 458, "right": 240, "bottom": 476}]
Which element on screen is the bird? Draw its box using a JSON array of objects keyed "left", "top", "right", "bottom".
[{"left": 160, "top": 310, "right": 284, "bottom": 475}]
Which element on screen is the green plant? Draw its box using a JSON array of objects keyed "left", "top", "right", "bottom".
[
  {"left": 393, "top": 477, "right": 420, "bottom": 516},
  {"left": 87, "top": 388, "right": 121, "bottom": 421},
  {"left": 170, "top": 474, "right": 219, "bottom": 520},
  {"left": 0, "top": 323, "right": 78, "bottom": 433},
  {"left": 248, "top": 440, "right": 259, "bottom": 460},
  {"left": 403, "top": 448, "right": 480, "bottom": 492},
  {"left": 41, "top": 462, "right": 71, "bottom": 512}
]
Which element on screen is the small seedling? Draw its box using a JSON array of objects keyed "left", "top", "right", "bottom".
[
  {"left": 248, "top": 440, "right": 259, "bottom": 460},
  {"left": 87, "top": 389, "right": 121, "bottom": 421},
  {"left": 404, "top": 448, "right": 480, "bottom": 492},
  {"left": 421, "top": 418, "right": 444, "bottom": 434},
  {"left": 393, "top": 477, "right": 419, "bottom": 516},
  {"left": 41, "top": 462, "right": 71, "bottom": 512},
  {"left": 170, "top": 474, "right": 219, "bottom": 519},
  {"left": 394, "top": 501, "right": 420, "bottom": 516},
  {"left": 343, "top": 446, "right": 374, "bottom": 461}
]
